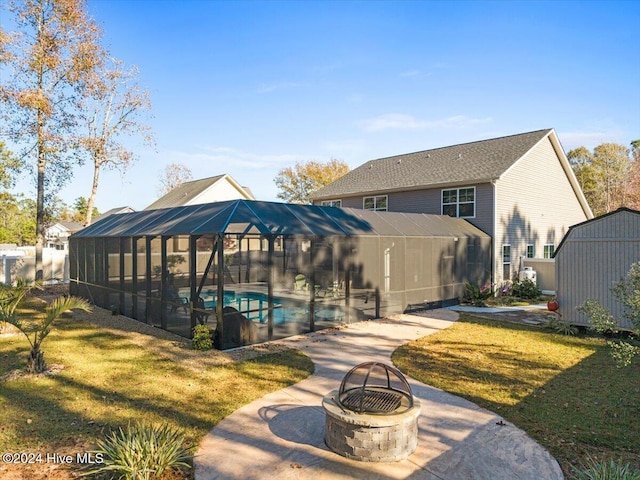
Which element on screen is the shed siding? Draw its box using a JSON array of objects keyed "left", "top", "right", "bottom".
[
  {"left": 556, "top": 211, "right": 640, "bottom": 329},
  {"left": 495, "top": 136, "right": 588, "bottom": 284}
]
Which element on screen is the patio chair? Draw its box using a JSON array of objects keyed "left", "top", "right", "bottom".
[
  {"left": 167, "top": 285, "right": 188, "bottom": 314},
  {"left": 293, "top": 274, "right": 309, "bottom": 293}
]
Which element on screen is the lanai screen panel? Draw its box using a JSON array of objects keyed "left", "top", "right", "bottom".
[{"left": 71, "top": 200, "right": 491, "bottom": 347}]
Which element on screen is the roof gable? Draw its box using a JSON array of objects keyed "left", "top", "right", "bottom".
[
  {"left": 554, "top": 207, "right": 640, "bottom": 256},
  {"left": 144, "top": 174, "right": 254, "bottom": 210},
  {"left": 311, "top": 129, "right": 552, "bottom": 199}
]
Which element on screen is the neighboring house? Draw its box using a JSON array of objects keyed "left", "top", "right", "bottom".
[
  {"left": 310, "top": 128, "right": 593, "bottom": 285},
  {"left": 554, "top": 207, "right": 640, "bottom": 330},
  {"left": 98, "top": 206, "right": 136, "bottom": 219},
  {"left": 145, "top": 174, "right": 255, "bottom": 210},
  {"left": 45, "top": 221, "right": 85, "bottom": 251}
]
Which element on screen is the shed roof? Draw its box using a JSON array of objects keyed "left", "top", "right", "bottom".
[
  {"left": 554, "top": 207, "right": 640, "bottom": 257},
  {"left": 73, "top": 199, "right": 489, "bottom": 239},
  {"left": 310, "top": 129, "right": 552, "bottom": 199}
]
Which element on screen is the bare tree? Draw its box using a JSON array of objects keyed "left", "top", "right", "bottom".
[
  {"left": 157, "top": 163, "right": 193, "bottom": 197},
  {"left": 0, "top": 0, "right": 104, "bottom": 279},
  {"left": 78, "top": 58, "right": 154, "bottom": 225}
]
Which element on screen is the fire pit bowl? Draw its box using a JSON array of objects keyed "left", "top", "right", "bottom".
[{"left": 323, "top": 362, "right": 421, "bottom": 462}]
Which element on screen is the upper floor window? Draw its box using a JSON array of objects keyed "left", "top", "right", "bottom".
[
  {"left": 320, "top": 200, "right": 342, "bottom": 207},
  {"left": 363, "top": 195, "right": 387, "bottom": 211},
  {"left": 526, "top": 244, "right": 535, "bottom": 258},
  {"left": 544, "top": 244, "right": 555, "bottom": 259},
  {"left": 442, "top": 187, "right": 475, "bottom": 218}
]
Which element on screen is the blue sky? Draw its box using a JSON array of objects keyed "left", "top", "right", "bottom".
[{"left": 6, "top": 0, "right": 640, "bottom": 212}]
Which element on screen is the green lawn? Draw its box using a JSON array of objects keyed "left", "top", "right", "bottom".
[
  {"left": 0, "top": 298, "right": 313, "bottom": 478},
  {"left": 393, "top": 314, "right": 640, "bottom": 477}
]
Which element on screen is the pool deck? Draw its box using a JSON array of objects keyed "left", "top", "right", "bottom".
[{"left": 194, "top": 309, "right": 564, "bottom": 480}]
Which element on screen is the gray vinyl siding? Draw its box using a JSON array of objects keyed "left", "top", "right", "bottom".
[
  {"left": 494, "top": 136, "right": 589, "bottom": 283},
  {"left": 324, "top": 183, "right": 494, "bottom": 237},
  {"left": 555, "top": 210, "right": 640, "bottom": 329}
]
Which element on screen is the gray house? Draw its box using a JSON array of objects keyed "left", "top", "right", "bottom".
[
  {"left": 311, "top": 129, "right": 593, "bottom": 287},
  {"left": 554, "top": 207, "right": 640, "bottom": 330}
]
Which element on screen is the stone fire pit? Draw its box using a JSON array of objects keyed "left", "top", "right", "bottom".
[{"left": 323, "top": 362, "right": 421, "bottom": 462}]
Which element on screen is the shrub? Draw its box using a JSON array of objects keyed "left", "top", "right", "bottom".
[
  {"left": 578, "top": 299, "right": 619, "bottom": 335},
  {"left": 571, "top": 457, "right": 640, "bottom": 480},
  {"left": 510, "top": 279, "right": 541, "bottom": 300},
  {"left": 0, "top": 281, "right": 92, "bottom": 373},
  {"left": 609, "top": 340, "right": 640, "bottom": 368},
  {"left": 544, "top": 315, "right": 578, "bottom": 336},
  {"left": 464, "top": 282, "right": 494, "bottom": 307},
  {"left": 192, "top": 324, "right": 213, "bottom": 350},
  {"left": 85, "top": 422, "right": 192, "bottom": 480},
  {"left": 578, "top": 262, "right": 640, "bottom": 368}
]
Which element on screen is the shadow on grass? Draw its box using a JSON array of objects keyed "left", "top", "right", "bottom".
[
  {"left": 394, "top": 314, "right": 640, "bottom": 474},
  {"left": 0, "top": 330, "right": 313, "bottom": 459}
]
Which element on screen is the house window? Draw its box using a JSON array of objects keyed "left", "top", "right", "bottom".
[
  {"left": 363, "top": 195, "right": 387, "bottom": 211},
  {"left": 544, "top": 244, "right": 555, "bottom": 259},
  {"left": 502, "top": 244, "right": 511, "bottom": 281},
  {"left": 526, "top": 244, "right": 535, "bottom": 258},
  {"left": 320, "top": 200, "right": 342, "bottom": 207},
  {"left": 442, "top": 187, "right": 475, "bottom": 218}
]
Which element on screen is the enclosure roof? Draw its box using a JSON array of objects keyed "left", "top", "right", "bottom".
[{"left": 72, "top": 199, "right": 490, "bottom": 239}]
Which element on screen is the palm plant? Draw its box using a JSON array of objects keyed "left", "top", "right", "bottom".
[{"left": 0, "top": 281, "right": 92, "bottom": 373}]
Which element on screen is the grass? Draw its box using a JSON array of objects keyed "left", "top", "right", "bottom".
[
  {"left": 392, "top": 314, "right": 640, "bottom": 477},
  {"left": 0, "top": 296, "right": 314, "bottom": 478}
]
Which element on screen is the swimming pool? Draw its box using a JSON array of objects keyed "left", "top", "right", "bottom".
[{"left": 195, "top": 290, "right": 342, "bottom": 325}]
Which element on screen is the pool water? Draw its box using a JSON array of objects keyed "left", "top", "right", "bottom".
[{"left": 200, "top": 291, "right": 311, "bottom": 324}]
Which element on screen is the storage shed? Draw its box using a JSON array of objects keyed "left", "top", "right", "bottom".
[
  {"left": 554, "top": 207, "right": 640, "bottom": 329},
  {"left": 70, "top": 199, "right": 491, "bottom": 348}
]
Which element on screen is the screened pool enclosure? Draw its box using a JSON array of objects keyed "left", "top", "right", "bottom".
[{"left": 70, "top": 200, "right": 490, "bottom": 349}]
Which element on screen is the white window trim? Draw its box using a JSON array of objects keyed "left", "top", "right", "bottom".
[
  {"left": 363, "top": 195, "right": 388, "bottom": 211},
  {"left": 526, "top": 244, "right": 535, "bottom": 258},
  {"left": 320, "top": 199, "right": 342, "bottom": 207},
  {"left": 502, "top": 244, "right": 512, "bottom": 281},
  {"left": 543, "top": 244, "right": 555, "bottom": 259},
  {"left": 441, "top": 186, "right": 476, "bottom": 218}
]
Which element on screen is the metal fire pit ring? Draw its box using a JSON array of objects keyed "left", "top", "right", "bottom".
[{"left": 336, "top": 361, "right": 414, "bottom": 415}]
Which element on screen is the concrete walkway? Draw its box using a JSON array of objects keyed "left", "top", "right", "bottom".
[{"left": 194, "top": 310, "right": 564, "bottom": 480}]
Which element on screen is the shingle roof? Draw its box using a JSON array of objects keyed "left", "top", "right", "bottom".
[
  {"left": 58, "top": 221, "right": 85, "bottom": 232},
  {"left": 145, "top": 175, "right": 226, "bottom": 210},
  {"left": 98, "top": 206, "right": 135, "bottom": 218},
  {"left": 310, "top": 129, "right": 553, "bottom": 200}
]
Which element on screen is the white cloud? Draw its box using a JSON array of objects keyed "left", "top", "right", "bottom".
[
  {"left": 359, "top": 114, "right": 492, "bottom": 133},
  {"left": 256, "top": 82, "right": 303, "bottom": 93},
  {"left": 168, "top": 146, "right": 303, "bottom": 170},
  {"left": 558, "top": 130, "right": 624, "bottom": 150},
  {"left": 399, "top": 70, "right": 432, "bottom": 78}
]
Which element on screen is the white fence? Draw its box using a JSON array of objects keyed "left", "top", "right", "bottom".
[
  {"left": 522, "top": 258, "right": 555, "bottom": 294},
  {"left": 0, "top": 248, "right": 69, "bottom": 284}
]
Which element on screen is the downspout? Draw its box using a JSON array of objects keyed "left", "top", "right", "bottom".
[{"left": 491, "top": 179, "right": 498, "bottom": 289}]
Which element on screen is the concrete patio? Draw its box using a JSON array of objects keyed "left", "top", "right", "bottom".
[{"left": 194, "top": 309, "right": 564, "bottom": 480}]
